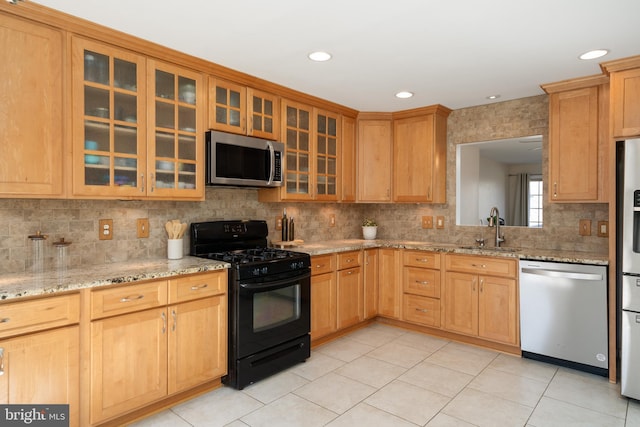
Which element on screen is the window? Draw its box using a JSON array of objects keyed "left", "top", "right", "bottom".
[{"left": 528, "top": 174, "right": 543, "bottom": 228}]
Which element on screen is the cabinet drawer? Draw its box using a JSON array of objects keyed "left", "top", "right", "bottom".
[
  {"left": 403, "top": 250, "right": 441, "bottom": 269},
  {"left": 404, "top": 267, "right": 440, "bottom": 298},
  {"left": 0, "top": 293, "right": 79, "bottom": 338},
  {"left": 311, "top": 254, "right": 336, "bottom": 275},
  {"left": 445, "top": 254, "right": 517, "bottom": 278},
  {"left": 91, "top": 280, "right": 168, "bottom": 319},
  {"left": 337, "top": 250, "right": 362, "bottom": 270},
  {"left": 169, "top": 271, "right": 227, "bottom": 303},
  {"left": 403, "top": 294, "right": 441, "bottom": 327}
]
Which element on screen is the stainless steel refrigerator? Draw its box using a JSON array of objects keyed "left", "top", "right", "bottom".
[{"left": 618, "top": 138, "right": 640, "bottom": 399}]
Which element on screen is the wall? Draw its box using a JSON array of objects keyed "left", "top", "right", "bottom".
[{"left": 0, "top": 95, "right": 608, "bottom": 275}]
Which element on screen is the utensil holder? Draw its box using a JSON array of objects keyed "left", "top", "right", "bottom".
[{"left": 167, "top": 239, "right": 183, "bottom": 260}]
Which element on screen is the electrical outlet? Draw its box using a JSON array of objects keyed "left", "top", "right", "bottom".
[
  {"left": 597, "top": 220, "right": 609, "bottom": 237},
  {"left": 436, "top": 216, "right": 445, "bottom": 229},
  {"left": 422, "top": 216, "right": 433, "bottom": 229},
  {"left": 329, "top": 214, "right": 336, "bottom": 227},
  {"left": 579, "top": 219, "right": 592, "bottom": 236},
  {"left": 99, "top": 219, "right": 113, "bottom": 240},
  {"left": 136, "top": 218, "right": 150, "bottom": 238},
  {"left": 275, "top": 217, "right": 282, "bottom": 231}
]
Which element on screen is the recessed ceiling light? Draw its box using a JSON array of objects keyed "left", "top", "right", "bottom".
[
  {"left": 579, "top": 49, "right": 609, "bottom": 60},
  {"left": 486, "top": 94, "right": 501, "bottom": 100},
  {"left": 395, "top": 91, "right": 414, "bottom": 99},
  {"left": 308, "top": 51, "right": 332, "bottom": 62}
]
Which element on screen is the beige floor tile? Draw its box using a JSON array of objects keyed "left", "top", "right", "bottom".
[
  {"left": 544, "top": 368, "right": 628, "bottom": 418},
  {"left": 326, "top": 402, "right": 418, "bottom": 427},
  {"left": 129, "top": 409, "right": 191, "bottom": 427},
  {"left": 391, "top": 330, "right": 449, "bottom": 353},
  {"left": 334, "top": 355, "right": 407, "bottom": 388},
  {"left": 442, "top": 388, "right": 533, "bottom": 427},
  {"left": 365, "top": 379, "right": 451, "bottom": 425},
  {"left": 241, "top": 371, "right": 309, "bottom": 404},
  {"left": 528, "top": 396, "right": 626, "bottom": 427},
  {"left": 398, "top": 361, "right": 474, "bottom": 397},
  {"left": 426, "top": 413, "right": 477, "bottom": 427},
  {"left": 426, "top": 343, "right": 497, "bottom": 376},
  {"left": 628, "top": 400, "right": 640, "bottom": 427},
  {"left": 367, "top": 322, "right": 409, "bottom": 337},
  {"left": 171, "top": 386, "right": 263, "bottom": 427},
  {"left": 344, "top": 325, "right": 402, "bottom": 347},
  {"left": 367, "top": 341, "right": 431, "bottom": 368},
  {"left": 293, "top": 372, "right": 377, "bottom": 414},
  {"left": 224, "top": 421, "right": 250, "bottom": 427},
  {"left": 240, "top": 393, "right": 337, "bottom": 427},
  {"left": 489, "top": 353, "right": 557, "bottom": 384},
  {"left": 468, "top": 367, "right": 548, "bottom": 407},
  {"left": 314, "top": 336, "right": 375, "bottom": 362},
  {"left": 287, "top": 351, "right": 345, "bottom": 381}
]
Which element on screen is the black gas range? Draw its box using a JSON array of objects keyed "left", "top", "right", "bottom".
[{"left": 190, "top": 220, "right": 311, "bottom": 389}]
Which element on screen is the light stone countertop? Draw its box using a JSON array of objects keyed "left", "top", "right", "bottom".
[
  {"left": 0, "top": 257, "right": 230, "bottom": 301},
  {"left": 283, "top": 239, "right": 609, "bottom": 266}
]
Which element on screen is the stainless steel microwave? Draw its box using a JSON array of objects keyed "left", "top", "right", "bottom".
[{"left": 206, "top": 130, "right": 284, "bottom": 187}]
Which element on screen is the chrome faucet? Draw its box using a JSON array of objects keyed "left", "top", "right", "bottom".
[{"left": 488, "top": 206, "right": 505, "bottom": 247}]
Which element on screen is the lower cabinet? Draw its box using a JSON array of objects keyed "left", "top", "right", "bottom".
[
  {"left": 378, "top": 248, "right": 402, "bottom": 319},
  {"left": 402, "top": 250, "right": 441, "bottom": 328},
  {"left": 310, "top": 254, "right": 337, "bottom": 340},
  {"left": 443, "top": 254, "right": 518, "bottom": 346},
  {"left": 363, "top": 249, "right": 379, "bottom": 319},
  {"left": 0, "top": 294, "right": 80, "bottom": 427},
  {"left": 89, "top": 271, "right": 227, "bottom": 425},
  {"left": 336, "top": 251, "right": 363, "bottom": 329}
]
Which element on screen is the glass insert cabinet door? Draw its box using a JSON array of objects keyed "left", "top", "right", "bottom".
[
  {"left": 210, "top": 78, "right": 246, "bottom": 134},
  {"left": 315, "top": 110, "right": 340, "bottom": 200},
  {"left": 282, "top": 100, "right": 313, "bottom": 200},
  {"left": 72, "top": 37, "right": 146, "bottom": 197},
  {"left": 247, "top": 88, "right": 280, "bottom": 141},
  {"left": 147, "top": 60, "right": 203, "bottom": 197}
]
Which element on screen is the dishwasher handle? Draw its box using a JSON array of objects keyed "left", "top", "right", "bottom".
[{"left": 521, "top": 267, "right": 602, "bottom": 281}]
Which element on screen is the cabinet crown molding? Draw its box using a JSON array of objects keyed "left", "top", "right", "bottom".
[{"left": 541, "top": 74, "right": 609, "bottom": 94}]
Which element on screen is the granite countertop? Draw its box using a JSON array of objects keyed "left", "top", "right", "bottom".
[
  {"left": 0, "top": 257, "right": 230, "bottom": 301},
  {"left": 284, "top": 239, "right": 609, "bottom": 266}
]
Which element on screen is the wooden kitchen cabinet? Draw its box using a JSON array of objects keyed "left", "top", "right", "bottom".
[
  {"left": 363, "top": 248, "right": 379, "bottom": 319},
  {"left": 310, "top": 254, "right": 337, "bottom": 341},
  {"left": 0, "top": 13, "right": 64, "bottom": 197},
  {"left": 0, "top": 294, "right": 80, "bottom": 426},
  {"left": 336, "top": 251, "right": 363, "bottom": 329},
  {"left": 341, "top": 115, "right": 357, "bottom": 202},
  {"left": 443, "top": 254, "right": 518, "bottom": 346},
  {"left": 402, "top": 250, "right": 442, "bottom": 327},
  {"left": 357, "top": 113, "right": 393, "bottom": 202},
  {"left": 602, "top": 56, "right": 640, "bottom": 138},
  {"left": 377, "top": 248, "right": 402, "bottom": 319},
  {"left": 542, "top": 75, "right": 609, "bottom": 202},
  {"left": 393, "top": 106, "right": 450, "bottom": 203},
  {"left": 71, "top": 37, "right": 205, "bottom": 200},
  {"left": 315, "top": 109, "right": 341, "bottom": 200},
  {"left": 209, "top": 77, "right": 280, "bottom": 140}
]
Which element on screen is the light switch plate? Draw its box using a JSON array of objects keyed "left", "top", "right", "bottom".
[
  {"left": 579, "top": 219, "right": 591, "bottom": 236},
  {"left": 136, "top": 218, "right": 150, "bottom": 238},
  {"left": 422, "top": 216, "right": 433, "bottom": 229},
  {"left": 275, "top": 217, "right": 282, "bottom": 231},
  {"left": 436, "top": 216, "right": 445, "bottom": 229},
  {"left": 597, "top": 220, "right": 609, "bottom": 237},
  {"left": 329, "top": 214, "right": 336, "bottom": 227}
]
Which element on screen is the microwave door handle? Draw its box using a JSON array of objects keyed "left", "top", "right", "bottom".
[{"left": 267, "top": 142, "right": 275, "bottom": 186}]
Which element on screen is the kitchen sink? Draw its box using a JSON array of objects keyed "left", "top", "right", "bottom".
[{"left": 458, "top": 245, "right": 520, "bottom": 253}]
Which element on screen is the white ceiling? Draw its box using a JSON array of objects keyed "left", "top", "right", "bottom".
[{"left": 32, "top": 0, "right": 640, "bottom": 112}]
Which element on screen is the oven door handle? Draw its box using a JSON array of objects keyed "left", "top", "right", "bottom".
[{"left": 239, "top": 271, "right": 311, "bottom": 291}]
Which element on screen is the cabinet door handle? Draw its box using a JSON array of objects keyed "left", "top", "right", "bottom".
[
  {"left": 190, "top": 283, "right": 209, "bottom": 291},
  {"left": 0, "top": 348, "right": 4, "bottom": 376},
  {"left": 315, "top": 264, "right": 325, "bottom": 269},
  {"left": 472, "top": 278, "right": 477, "bottom": 292},
  {"left": 415, "top": 308, "right": 429, "bottom": 313},
  {"left": 480, "top": 279, "right": 484, "bottom": 292},
  {"left": 416, "top": 280, "right": 429, "bottom": 286},
  {"left": 471, "top": 263, "right": 486, "bottom": 268},
  {"left": 140, "top": 173, "right": 145, "bottom": 192},
  {"left": 120, "top": 294, "right": 144, "bottom": 303},
  {"left": 161, "top": 312, "right": 166, "bottom": 334},
  {"left": 416, "top": 258, "right": 429, "bottom": 263},
  {"left": 345, "top": 258, "right": 354, "bottom": 263},
  {"left": 347, "top": 271, "right": 353, "bottom": 275},
  {"left": 172, "top": 310, "right": 177, "bottom": 332},
  {"left": 553, "top": 182, "right": 558, "bottom": 198},
  {"left": 150, "top": 172, "right": 155, "bottom": 193},
  {"left": 0, "top": 318, "right": 9, "bottom": 324}
]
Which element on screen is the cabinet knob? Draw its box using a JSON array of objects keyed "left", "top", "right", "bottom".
[
  {"left": 0, "top": 348, "right": 4, "bottom": 376},
  {"left": 415, "top": 308, "right": 429, "bottom": 313}
]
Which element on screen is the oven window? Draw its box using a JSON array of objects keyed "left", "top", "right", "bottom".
[{"left": 253, "top": 284, "right": 301, "bottom": 332}]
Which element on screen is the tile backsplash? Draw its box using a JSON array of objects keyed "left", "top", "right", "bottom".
[{"left": 0, "top": 95, "right": 609, "bottom": 275}]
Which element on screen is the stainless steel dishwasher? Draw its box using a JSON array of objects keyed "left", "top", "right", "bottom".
[{"left": 519, "top": 260, "right": 608, "bottom": 376}]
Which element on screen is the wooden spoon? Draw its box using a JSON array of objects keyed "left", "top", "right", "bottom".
[{"left": 165, "top": 221, "right": 174, "bottom": 239}]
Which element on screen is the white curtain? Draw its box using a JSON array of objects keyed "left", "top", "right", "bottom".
[{"left": 508, "top": 173, "right": 529, "bottom": 226}]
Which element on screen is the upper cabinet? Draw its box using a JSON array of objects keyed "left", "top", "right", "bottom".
[
  {"left": 0, "top": 13, "right": 64, "bottom": 197},
  {"left": 393, "top": 106, "right": 450, "bottom": 203},
  {"left": 357, "top": 113, "right": 393, "bottom": 202},
  {"left": 209, "top": 77, "right": 280, "bottom": 140},
  {"left": 542, "top": 75, "right": 609, "bottom": 203},
  {"left": 71, "top": 37, "right": 204, "bottom": 200},
  {"left": 602, "top": 56, "right": 640, "bottom": 138},
  {"left": 341, "top": 116, "right": 357, "bottom": 202},
  {"left": 315, "top": 109, "right": 341, "bottom": 201}
]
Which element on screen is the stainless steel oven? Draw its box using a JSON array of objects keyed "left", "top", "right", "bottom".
[{"left": 190, "top": 220, "right": 311, "bottom": 389}]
